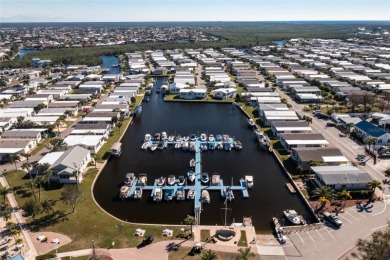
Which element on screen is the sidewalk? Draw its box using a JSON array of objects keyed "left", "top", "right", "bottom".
[{"left": 0, "top": 174, "right": 38, "bottom": 259}]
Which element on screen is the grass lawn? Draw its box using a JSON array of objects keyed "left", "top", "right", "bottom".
[
  {"left": 30, "top": 138, "right": 52, "bottom": 156},
  {"left": 168, "top": 247, "right": 239, "bottom": 260},
  {"left": 237, "top": 230, "right": 247, "bottom": 247},
  {"left": 5, "top": 167, "right": 184, "bottom": 254}
]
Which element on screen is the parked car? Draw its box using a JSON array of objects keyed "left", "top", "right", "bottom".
[
  {"left": 143, "top": 96, "right": 150, "bottom": 102},
  {"left": 323, "top": 212, "right": 342, "bottom": 227},
  {"left": 142, "top": 234, "right": 154, "bottom": 245}
]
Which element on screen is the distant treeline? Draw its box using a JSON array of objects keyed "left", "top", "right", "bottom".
[{"left": 1, "top": 23, "right": 387, "bottom": 69}]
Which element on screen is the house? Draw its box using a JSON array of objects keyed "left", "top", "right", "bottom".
[
  {"left": 36, "top": 146, "right": 91, "bottom": 184},
  {"left": 312, "top": 165, "right": 372, "bottom": 191},
  {"left": 279, "top": 133, "right": 329, "bottom": 151},
  {"left": 0, "top": 117, "right": 17, "bottom": 133},
  {"left": 256, "top": 103, "right": 289, "bottom": 116},
  {"left": 0, "top": 138, "right": 37, "bottom": 161},
  {"left": 210, "top": 88, "right": 237, "bottom": 100},
  {"left": 354, "top": 120, "right": 390, "bottom": 147},
  {"left": 295, "top": 94, "right": 324, "bottom": 103},
  {"left": 179, "top": 89, "right": 207, "bottom": 100},
  {"left": 271, "top": 121, "right": 312, "bottom": 137},
  {"left": 291, "top": 147, "right": 349, "bottom": 170},
  {"left": 153, "top": 67, "right": 167, "bottom": 75},
  {"left": 169, "top": 82, "right": 188, "bottom": 94},
  {"left": 63, "top": 135, "right": 105, "bottom": 154},
  {"left": 262, "top": 111, "right": 299, "bottom": 126},
  {"left": 1, "top": 129, "right": 43, "bottom": 143},
  {"left": 71, "top": 123, "right": 111, "bottom": 139}
]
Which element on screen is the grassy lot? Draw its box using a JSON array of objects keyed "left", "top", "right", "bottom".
[
  {"left": 168, "top": 247, "right": 240, "bottom": 260},
  {"left": 237, "top": 230, "right": 247, "bottom": 247},
  {"left": 30, "top": 138, "right": 52, "bottom": 156},
  {"left": 5, "top": 167, "right": 185, "bottom": 253}
]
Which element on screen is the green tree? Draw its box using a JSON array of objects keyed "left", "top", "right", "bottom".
[
  {"left": 41, "top": 199, "right": 55, "bottom": 213},
  {"left": 199, "top": 250, "right": 218, "bottom": 260},
  {"left": 9, "top": 153, "right": 21, "bottom": 171},
  {"left": 3, "top": 210, "right": 11, "bottom": 223},
  {"left": 368, "top": 180, "right": 382, "bottom": 200},
  {"left": 61, "top": 185, "right": 83, "bottom": 213},
  {"left": 33, "top": 176, "right": 45, "bottom": 201},
  {"left": 22, "top": 199, "right": 40, "bottom": 220},
  {"left": 50, "top": 138, "right": 67, "bottom": 151},
  {"left": 338, "top": 190, "right": 352, "bottom": 207},
  {"left": 21, "top": 162, "right": 33, "bottom": 180},
  {"left": 0, "top": 187, "right": 12, "bottom": 203},
  {"left": 10, "top": 229, "right": 21, "bottom": 239},
  {"left": 236, "top": 247, "right": 256, "bottom": 260},
  {"left": 184, "top": 215, "right": 196, "bottom": 236},
  {"left": 312, "top": 186, "right": 336, "bottom": 208},
  {"left": 356, "top": 223, "right": 390, "bottom": 260}
]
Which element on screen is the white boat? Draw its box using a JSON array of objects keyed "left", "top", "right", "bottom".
[
  {"left": 157, "top": 176, "right": 166, "bottom": 186},
  {"left": 245, "top": 175, "right": 253, "bottom": 189},
  {"left": 149, "top": 143, "right": 158, "bottom": 151},
  {"left": 234, "top": 141, "right": 242, "bottom": 150},
  {"left": 283, "top": 209, "right": 301, "bottom": 225},
  {"left": 211, "top": 174, "right": 220, "bottom": 186},
  {"left": 189, "top": 159, "right": 196, "bottom": 167},
  {"left": 260, "top": 137, "right": 269, "bottom": 147},
  {"left": 153, "top": 188, "right": 162, "bottom": 202},
  {"left": 183, "top": 136, "right": 190, "bottom": 141},
  {"left": 182, "top": 141, "right": 189, "bottom": 151},
  {"left": 161, "top": 132, "right": 167, "bottom": 140},
  {"left": 201, "top": 172, "right": 209, "bottom": 184},
  {"left": 202, "top": 190, "right": 210, "bottom": 203},
  {"left": 216, "top": 134, "right": 223, "bottom": 141},
  {"left": 178, "top": 175, "right": 186, "bottom": 186},
  {"left": 216, "top": 142, "right": 223, "bottom": 150},
  {"left": 138, "top": 174, "right": 147, "bottom": 186},
  {"left": 176, "top": 187, "right": 185, "bottom": 200},
  {"left": 175, "top": 135, "right": 181, "bottom": 142},
  {"left": 168, "top": 135, "right": 175, "bottom": 142},
  {"left": 187, "top": 189, "right": 195, "bottom": 199},
  {"left": 222, "top": 134, "right": 229, "bottom": 143},
  {"left": 119, "top": 186, "right": 130, "bottom": 200},
  {"left": 224, "top": 142, "right": 232, "bottom": 151},
  {"left": 174, "top": 143, "right": 182, "bottom": 149},
  {"left": 208, "top": 134, "right": 215, "bottom": 142},
  {"left": 124, "top": 173, "right": 136, "bottom": 186},
  {"left": 141, "top": 142, "right": 150, "bottom": 150},
  {"left": 248, "top": 118, "right": 256, "bottom": 127},
  {"left": 254, "top": 129, "right": 264, "bottom": 139},
  {"left": 224, "top": 187, "right": 234, "bottom": 201},
  {"left": 200, "top": 133, "right": 207, "bottom": 141},
  {"left": 190, "top": 143, "right": 196, "bottom": 152},
  {"left": 200, "top": 143, "right": 208, "bottom": 151},
  {"left": 187, "top": 170, "right": 195, "bottom": 182},
  {"left": 167, "top": 175, "right": 176, "bottom": 185},
  {"left": 134, "top": 187, "right": 142, "bottom": 199},
  {"left": 144, "top": 134, "right": 152, "bottom": 142}
]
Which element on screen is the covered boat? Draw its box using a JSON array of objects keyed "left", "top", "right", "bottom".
[
  {"left": 134, "top": 187, "right": 143, "bottom": 199},
  {"left": 119, "top": 186, "right": 130, "bottom": 200},
  {"left": 109, "top": 142, "right": 122, "bottom": 156},
  {"left": 157, "top": 176, "right": 166, "bottom": 186},
  {"left": 202, "top": 190, "right": 210, "bottom": 203},
  {"left": 153, "top": 188, "right": 162, "bottom": 202},
  {"left": 187, "top": 189, "right": 195, "bottom": 200},
  {"left": 245, "top": 175, "right": 253, "bottom": 189},
  {"left": 167, "top": 175, "right": 176, "bottom": 185},
  {"left": 187, "top": 170, "right": 195, "bottom": 182},
  {"left": 211, "top": 174, "right": 220, "bottom": 186},
  {"left": 176, "top": 187, "right": 185, "bottom": 200},
  {"left": 283, "top": 209, "right": 301, "bottom": 225}
]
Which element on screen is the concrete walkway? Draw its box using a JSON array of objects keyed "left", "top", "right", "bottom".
[{"left": 0, "top": 175, "right": 38, "bottom": 259}]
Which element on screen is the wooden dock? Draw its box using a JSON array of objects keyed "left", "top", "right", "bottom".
[{"left": 285, "top": 183, "right": 296, "bottom": 193}]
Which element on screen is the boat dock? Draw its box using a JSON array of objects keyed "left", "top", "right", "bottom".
[
  {"left": 126, "top": 139, "right": 250, "bottom": 224},
  {"left": 285, "top": 183, "right": 296, "bottom": 193}
]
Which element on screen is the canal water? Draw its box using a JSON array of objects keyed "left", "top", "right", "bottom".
[
  {"left": 93, "top": 77, "right": 315, "bottom": 232},
  {"left": 100, "top": 55, "right": 121, "bottom": 74},
  {"left": 17, "top": 49, "right": 39, "bottom": 60},
  {"left": 272, "top": 40, "right": 285, "bottom": 47}
]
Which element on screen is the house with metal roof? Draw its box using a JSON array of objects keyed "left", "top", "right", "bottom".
[
  {"left": 271, "top": 121, "right": 312, "bottom": 137},
  {"left": 353, "top": 120, "right": 390, "bottom": 146},
  {"left": 37, "top": 146, "right": 91, "bottom": 184},
  {"left": 0, "top": 138, "right": 37, "bottom": 162},
  {"left": 1, "top": 129, "right": 42, "bottom": 143},
  {"left": 279, "top": 133, "right": 329, "bottom": 151},
  {"left": 63, "top": 135, "right": 104, "bottom": 154},
  {"left": 262, "top": 110, "right": 299, "bottom": 126},
  {"left": 291, "top": 147, "right": 349, "bottom": 170},
  {"left": 311, "top": 165, "right": 372, "bottom": 191}
]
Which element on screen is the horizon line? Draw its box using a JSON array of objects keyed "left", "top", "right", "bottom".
[{"left": 1, "top": 20, "right": 390, "bottom": 24}]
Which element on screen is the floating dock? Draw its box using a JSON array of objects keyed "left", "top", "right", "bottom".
[
  {"left": 126, "top": 138, "right": 250, "bottom": 224},
  {"left": 285, "top": 183, "right": 296, "bottom": 193}
]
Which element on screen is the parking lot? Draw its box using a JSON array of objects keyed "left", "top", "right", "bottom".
[{"left": 280, "top": 200, "right": 389, "bottom": 259}]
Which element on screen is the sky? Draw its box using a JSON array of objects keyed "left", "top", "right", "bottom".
[{"left": 1, "top": 0, "right": 390, "bottom": 23}]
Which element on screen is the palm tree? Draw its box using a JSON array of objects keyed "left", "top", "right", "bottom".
[
  {"left": 184, "top": 215, "right": 196, "bottom": 236},
  {"left": 43, "top": 169, "right": 52, "bottom": 188},
  {"left": 34, "top": 176, "right": 45, "bottom": 201},
  {"left": 199, "top": 250, "right": 218, "bottom": 260},
  {"left": 236, "top": 247, "right": 256, "bottom": 260},
  {"left": 363, "top": 137, "right": 377, "bottom": 153},
  {"left": 313, "top": 186, "right": 336, "bottom": 208},
  {"left": 368, "top": 180, "right": 382, "bottom": 200},
  {"left": 9, "top": 153, "right": 21, "bottom": 171},
  {"left": 21, "top": 162, "right": 33, "bottom": 179},
  {"left": 338, "top": 190, "right": 352, "bottom": 207},
  {"left": 0, "top": 187, "right": 11, "bottom": 203}
]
